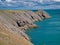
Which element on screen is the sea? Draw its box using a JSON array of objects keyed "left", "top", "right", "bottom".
[{"left": 26, "top": 9, "right": 60, "bottom": 45}]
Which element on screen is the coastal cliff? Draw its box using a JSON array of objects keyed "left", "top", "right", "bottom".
[{"left": 0, "top": 10, "right": 51, "bottom": 45}]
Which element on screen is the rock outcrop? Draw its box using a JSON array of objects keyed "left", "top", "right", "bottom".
[{"left": 0, "top": 10, "right": 51, "bottom": 45}]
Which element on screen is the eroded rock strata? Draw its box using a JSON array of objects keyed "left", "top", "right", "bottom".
[{"left": 0, "top": 10, "right": 51, "bottom": 45}]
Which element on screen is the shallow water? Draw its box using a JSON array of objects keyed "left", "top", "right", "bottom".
[{"left": 26, "top": 9, "right": 60, "bottom": 45}]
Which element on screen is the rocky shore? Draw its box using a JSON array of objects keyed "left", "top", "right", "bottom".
[{"left": 0, "top": 10, "right": 51, "bottom": 45}]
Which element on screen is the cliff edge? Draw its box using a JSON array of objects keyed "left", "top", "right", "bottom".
[{"left": 0, "top": 10, "right": 51, "bottom": 45}]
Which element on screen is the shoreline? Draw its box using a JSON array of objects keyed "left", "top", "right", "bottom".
[{"left": 0, "top": 10, "right": 51, "bottom": 45}]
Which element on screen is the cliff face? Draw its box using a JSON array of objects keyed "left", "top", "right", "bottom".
[{"left": 0, "top": 10, "right": 51, "bottom": 45}]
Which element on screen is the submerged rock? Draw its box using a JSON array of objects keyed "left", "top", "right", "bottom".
[{"left": 0, "top": 10, "right": 51, "bottom": 45}]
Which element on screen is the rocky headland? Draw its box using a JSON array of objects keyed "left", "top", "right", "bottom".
[{"left": 0, "top": 10, "right": 51, "bottom": 45}]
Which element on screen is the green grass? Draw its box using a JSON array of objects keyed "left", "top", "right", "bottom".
[{"left": 0, "top": 42, "right": 4, "bottom": 45}]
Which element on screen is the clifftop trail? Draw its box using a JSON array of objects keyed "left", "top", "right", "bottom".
[{"left": 0, "top": 10, "right": 51, "bottom": 45}]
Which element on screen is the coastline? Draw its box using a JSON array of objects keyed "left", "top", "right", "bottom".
[{"left": 0, "top": 10, "right": 51, "bottom": 45}]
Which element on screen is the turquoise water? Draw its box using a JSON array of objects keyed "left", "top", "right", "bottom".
[{"left": 26, "top": 9, "right": 60, "bottom": 45}]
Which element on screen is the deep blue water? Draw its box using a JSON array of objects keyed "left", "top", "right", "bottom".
[{"left": 26, "top": 9, "right": 60, "bottom": 45}]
